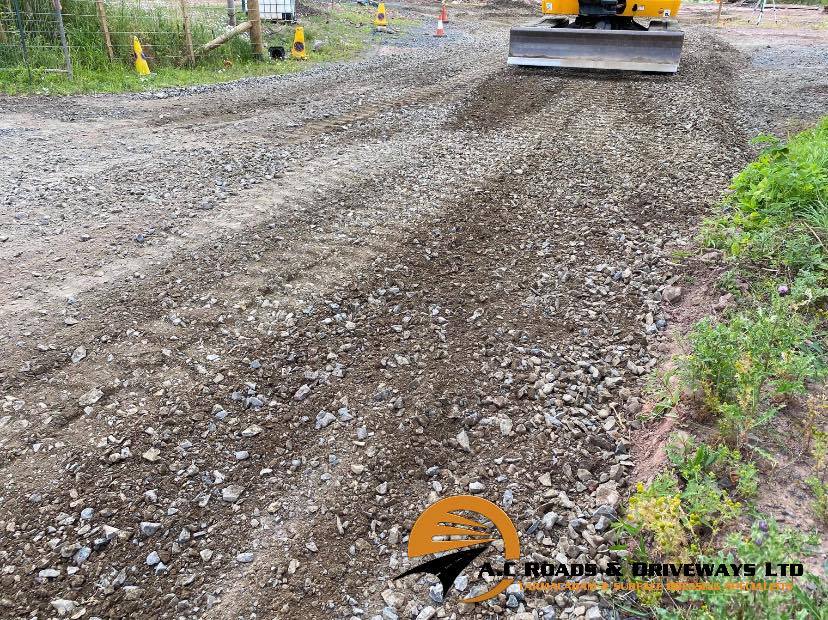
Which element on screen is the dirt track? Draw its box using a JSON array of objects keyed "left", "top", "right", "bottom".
[{"left": 1, "top": 4, "right": 827, "bottom": 619}]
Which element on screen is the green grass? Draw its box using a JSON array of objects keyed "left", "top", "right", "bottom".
[{"left": 0, "top": 2, "right": 413, "bottom": 94}]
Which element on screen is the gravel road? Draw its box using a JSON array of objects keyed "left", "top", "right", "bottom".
[{"left": 0, "top": 4, "right": 826, "bottom": 619}]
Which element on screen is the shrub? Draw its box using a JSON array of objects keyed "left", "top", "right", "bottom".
[
  {"left": 654, "top": 520, "right": 827, "bottom": 620},
  {"left": 623, "top": 474, "right": 689, "bottom": 559},
  {"left": 682, "top": 299, "right": 819, "bottom": 448}
]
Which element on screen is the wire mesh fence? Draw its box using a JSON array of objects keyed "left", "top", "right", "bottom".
[
  {"left": 0, "top": 0, "right": 263, "bottom": 80},
  {"left": 1, "top": 0, "right": 68, "bottom": 75}
]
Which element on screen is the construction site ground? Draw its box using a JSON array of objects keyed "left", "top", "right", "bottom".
[{"left": 0, "top": 2, "right": 826, "bottom": 618}]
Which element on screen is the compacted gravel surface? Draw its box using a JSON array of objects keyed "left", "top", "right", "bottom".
[{"left": 0, "top": 5, "right": 826, "bottom": 619}]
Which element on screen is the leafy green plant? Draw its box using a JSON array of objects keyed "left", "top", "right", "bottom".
[
  {"left": 733, "top": 460, "right": 758, "bottom": 499},
  {"left": 682, "top": 299, "right": 819, "bottom": 448},
  {"left": 681, "top": 475, "right": 741, "bottom": 535},
  {"left": 715, "top": 269, "right": 741, "bottom": 296},
  {"left": 666, "top": 434, "right": 758, "bottom": 501},
  {"left": 621, "top": 473, "right": 688, "bottom": 559},
  {"left": 654, "top": 520, "right": 827, "bottom": 620},
  {"left": 645, "top": 369, "right": 682, "bottom": 419},
  {"left": 785, "top": 269, "right": 828, "bottom": 310},
  {"left": 806, "top": 429, "right": 828, "bottom": 523},
  {"left": 730, "top": 124, "right": 828, "bottom": 227},
  {"left": 700, "top": 119, "right": 828, "bottom": 279},
  {"left": 666, "top": 434, "right": 721, "bottom": 481}
]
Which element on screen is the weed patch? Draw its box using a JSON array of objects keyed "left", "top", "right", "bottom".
[{"left": 682, "top": 299, "right": 820, "bottom": 448}]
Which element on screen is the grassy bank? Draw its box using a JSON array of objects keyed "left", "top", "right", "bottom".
[
  {"left": 0, "top": 2, "right": 413, "bottom": 95},
  {"left": 615, "top": 118, "right": 828, "bottom": 618}
]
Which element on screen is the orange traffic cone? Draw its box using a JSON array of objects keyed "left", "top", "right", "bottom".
[
  {"left": 439, "top": 1, "right": 448, "bottom": 24},
  {"left": 433, "top": 17, "right": 446, "bottom": 37}
]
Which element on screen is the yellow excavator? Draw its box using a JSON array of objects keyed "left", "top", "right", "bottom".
[{"left": 508, "top": 0, "right": 684, "bottom": 73}]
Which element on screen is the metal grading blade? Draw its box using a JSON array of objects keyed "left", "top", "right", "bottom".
[{"left": 507, "top": 25, "right": 684, "bottom": 73}]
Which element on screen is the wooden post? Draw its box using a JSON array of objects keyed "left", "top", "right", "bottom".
[
  {"left": 226, "top": 0, "right": 235, "bottom": 26},
  {"left": 246, "top": 0, "right": 263, "bottom": 60},
  {"left": 95, "top": 0, "right": 114, "bottom": 61},
  {"left": 180, "top": 0, "right": 195, "bottom": 67},
  {"left": 716, "top": 0, "right": 724, "bottom": 26},
  {"left": 52, "top": 0, "right": 73, "bottom": 79}
]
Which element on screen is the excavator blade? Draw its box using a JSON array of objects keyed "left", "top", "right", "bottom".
[{"left": 508, "top": 24, "right": 684, "bottom": 73}]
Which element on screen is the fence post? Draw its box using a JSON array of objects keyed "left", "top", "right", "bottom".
[
  {"left": 180, "top": 0, "right": 195, "bottom": 67},
  {"left": 52, "top": 0, "right": 72, "bottom": 79},
  {"left": 95, "top": 0, "right": 114, "bottom": 61},
  {"left": 247, "top": 0, "right": 263, "bottom": 60},
  {"left": 226, "top": 0, "right": 235, "bottom": 26},
  {"left": 9, "top": 0, "right": 30, "bottom": 83}
]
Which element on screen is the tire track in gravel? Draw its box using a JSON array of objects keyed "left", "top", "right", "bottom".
[
  {"left": 0, "top": 56, "right": 498, "bottom": 372},
  {"left": 0, "top": 22, "right": 535, "bottom": 617},
  {"left": 0, "top": 80, "right": 508, "bottom": 463},
  {"left": 0, "top": 46, "right": 499, "bottom": 340}
]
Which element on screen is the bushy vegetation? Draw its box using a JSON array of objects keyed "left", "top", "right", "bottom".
[
  {"left": 617, "top": 118, "right": 828, "bottom": 618},
  {"left": 618, "top": 434, "right": 746, "bottom": 562},
  {"left": 683, "top": 301, "right": 820, "bottom": 449},
  {"left": 702, "top": 118, "right": 828, "bottom": 275},
  {"left": 656, "top": 520, "right": 827, "bottom": 620},
  {"left": 690, "top": 118, "right": 828, "bottom": 451},
  {"left": 617, "top": 431, "right": 827, "bottom": 617}
]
